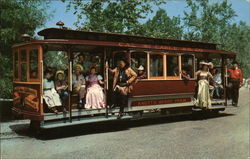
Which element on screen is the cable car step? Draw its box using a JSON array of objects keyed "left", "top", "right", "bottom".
[
  {"left": 192, "top": 105, "right": 226, "bottom": 111},
  {"left": 44, "top": 108, "right": 122, "bottom": 121},
  {"left": 41, "top": 115, "right": 132, "bottom": 129}
]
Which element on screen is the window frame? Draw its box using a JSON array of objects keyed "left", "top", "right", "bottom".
[
  {"left": 165, "top": 53, "right": 181, "bottom": 80},
  {"left": 13, "top": 45, "right": 41, "bottom": 83},
  {"left": 20, "top": 49, "right": 28, "bottom": 82},
  {"left": 148, "top": 52, "right": 165, "bottom": 80},
  {"left": 181, "top": 54, "right": 195, "bottom": 80},
  {"left": 29, "top": 48, "right": 40, "bottom": 81},
  {"left": 131, "top": 51, "right": 148, "bottom": 80}
]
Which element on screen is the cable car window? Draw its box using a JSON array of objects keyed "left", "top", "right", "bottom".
[
  {"left": 131, "top": 52, "right": 147, "bottom": 79},
  {"left": 21, "top": 49, "right": 27, "bottom": 62},
  {"left": 182, "top": 55, "right": 194, "bottom": 78},
  {"left": 166, "top": 55, "right": 179, "bottom": 76},
  {"left": 44, "top": 51, "right": 68, "bottom": 80},
  {"left": 21, "top": 63, "right": 27, "bottom": 81},
  {"left": 150, "top": 54, "right": 163, "bottom": 77},
  {"left": 29, "top": 49, "right": 39, "bottom": 79},
  {"left": 44, "top": 51, "right": 68, "bottom": 70},
  {"left": 14, "top": 51, "right": 18, "bottom": 79},
  {"left": 73, "top": 52, "right": 100, "bottom": 76}
]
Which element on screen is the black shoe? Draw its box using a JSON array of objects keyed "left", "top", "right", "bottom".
[
  {"left": 110, "top": 104, "right": 116, "bottom": 109},
  {"left": 117, "top": 113, "right": 123, "bottom": 119},
  {"left": 77, "top": 103, "right": 84, "bottom": 109},
  {"left": 51, "top": 107, "right": 58, "bottom": 114}
]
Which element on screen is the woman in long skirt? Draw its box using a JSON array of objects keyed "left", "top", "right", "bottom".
[
  {"left": 195, "top": 62, "right": 213, "bottom": 109},
  {"left": 85, "top": 67, "right": 105, "bottom": 109}
]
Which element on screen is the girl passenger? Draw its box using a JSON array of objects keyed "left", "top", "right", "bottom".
[
  {"left": 43, "top": 70, "right": 62, "bottom": 114},
  {"left": 85, "top": 67, "right": 105, "bottom": 109}
]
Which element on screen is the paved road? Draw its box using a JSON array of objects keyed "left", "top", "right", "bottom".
[{"left": 1, "top": 88, "right": 249, "bottom": 159}]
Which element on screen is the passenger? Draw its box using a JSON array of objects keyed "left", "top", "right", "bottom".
[
  {"left": 51, "top": 67, "right": 58, "bottom": 81},
  {"left": 207, "top": 62, "right": 215, "bottom": 97},
  {"left": 55, "top": 70, "right": 68, "bottom": 112},
  {"left": 208, "top": 62, "right": 214, "bottom": 71},
  {"left": 85, "top": 67, "right": 105, "bottom": 109},
  {"left": 137, "top": 65, "right": 147, "bottom": 79},
  {"left": 30, "top": 70, "right": 38, "bottom": 78},
  {"left": 198, "top": 60, "right": 205, "bottom": 70},
  {"left": 107, "top": 59, "right": 137, "bottom": 119},
  {"left": 43, "top": 70, "right": 62, "bottom": 114},
  {"left": 77, "top": 54, "right": 92, "bottom": 76},
  {"left": 181, "top": 69, "right": 190, "bottom": 80},
  {"left": 226, "top": 61, "right": 243, "bottom": 106},
  {"left": 72, "top": 64, "right": 86, "bottom": 109},
  {"left": 211, "top": 68, "right": 223, "bottom": 98},
  {"left": 194, "top": 62, "right": 213, "bottom": 109}
]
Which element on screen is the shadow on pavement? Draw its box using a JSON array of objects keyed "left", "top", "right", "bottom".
[{"left": 9, "top": 112, "right": 235, "bottom": 140}]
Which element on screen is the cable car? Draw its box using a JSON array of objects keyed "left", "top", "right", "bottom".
[{"left": 12, "top": 24, "right": 236, "bottom": 130}]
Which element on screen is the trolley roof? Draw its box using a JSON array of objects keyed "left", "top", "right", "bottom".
[
  {"left": 13, "top": 28, "right": 236, "bottom": 57},
  {"left": 38, "top": 28, "right": 217, "bottom": 50}
]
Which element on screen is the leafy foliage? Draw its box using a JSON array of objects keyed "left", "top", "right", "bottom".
[
  {"left": 139, "top": 9, "right": 183, "bottom": 39},
  {"left": 183, "top": 0, "right": 250, "bottom": 77},
  {"left": 63, "top": 0, "right": 166, "bottom": 34},
  {"left": 0, "top": 0, "right": 50, "bottom": 98}
]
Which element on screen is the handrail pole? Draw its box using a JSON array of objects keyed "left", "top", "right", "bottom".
[
  {"left": 104, "top": 49, "right": 109, "bottom": 118},
  {"left": 68, "top": 50, "right": 72, "bottom": 122}
]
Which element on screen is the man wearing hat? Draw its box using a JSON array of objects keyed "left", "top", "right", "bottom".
[
  {"left": 77, "top": 54, "right": 93, "bottom": 76},
  {"left": 137, "top": 65, "right": 147, "bottom": 79},
  {"left": 227, "top": 61, "right": 243, "bottom": 106},
  {"left": 72, "top": 64, "right": 86, "bottom": 108}
]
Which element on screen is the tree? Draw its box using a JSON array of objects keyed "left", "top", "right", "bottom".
[
  {"left": 183, "top": 0, "right": 236, "bottom": 42},
  {"left": 0, "top": 0, "right": 50, "bottom": 98},
  {"left": 140, "top": 9, "right": 183, "bottom": 39},
  {"left": 183, "top": 0, "right": 250, "bottom": 77},
  {"left": 222, "top": 22, "right": 250, "bottom": 77},
  {"left": 63, "top": 0, "right": 165, "bottom": 34}
]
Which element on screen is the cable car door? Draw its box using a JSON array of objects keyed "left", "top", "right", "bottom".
[{"left": 12, "top": 45, "right": 43, "bottom": 121}]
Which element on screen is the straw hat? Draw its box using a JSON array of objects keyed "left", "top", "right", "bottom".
[
  {"left": 208, "top": 62, "right": 214, "bottom": 68},
  {"left": 138, "top": 65, "right": 144, "bottom": 71},
  {"left": 74, "top": 64, "right": 83, "bottom": 72},
  {"left": 199, "top": 61, "right": 211, "bottom": 66},
  {"left": 199, "top": 61, "right": 206, "bottom": 65},
  {"left": 55, "top": 70, "right": 65, "bottom": 79}
]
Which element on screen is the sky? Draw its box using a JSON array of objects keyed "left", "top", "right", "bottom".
[{"left": 39, "top": 0, "right": 250, "bottom": 34}]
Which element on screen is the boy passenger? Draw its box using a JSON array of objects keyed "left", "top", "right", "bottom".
[
  {"left": 137, "top": 65, "right": 147, "bottom": 79},
  {"left": 55, "top": 70, "right": 68, "bottom": 112},
  {"left": 107, "top": 59, "right": 137, "bottom": 119},
  {"left": 43, "top": 70, "right": 62, "bottom": 114},
  {"left": 72, "top": 64, "right": 86, "bottom": 109}
]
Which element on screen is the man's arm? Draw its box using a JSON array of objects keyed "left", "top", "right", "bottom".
[
  {"left": 227, "top": 68, "right": 232, "bottom": 73},
  {"left": 239, "top": 69, "right": 243, "bottom": 85},
  {"left": 127, "top": 68, "right": 137, "bottom": 84},
  {"left": 109, "top": 67, "right": 117, "bottom": 73}
]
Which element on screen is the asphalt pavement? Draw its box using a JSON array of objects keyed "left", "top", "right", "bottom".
[{"left": 1, "top": 88, "right": 249, "bottom": 159}]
